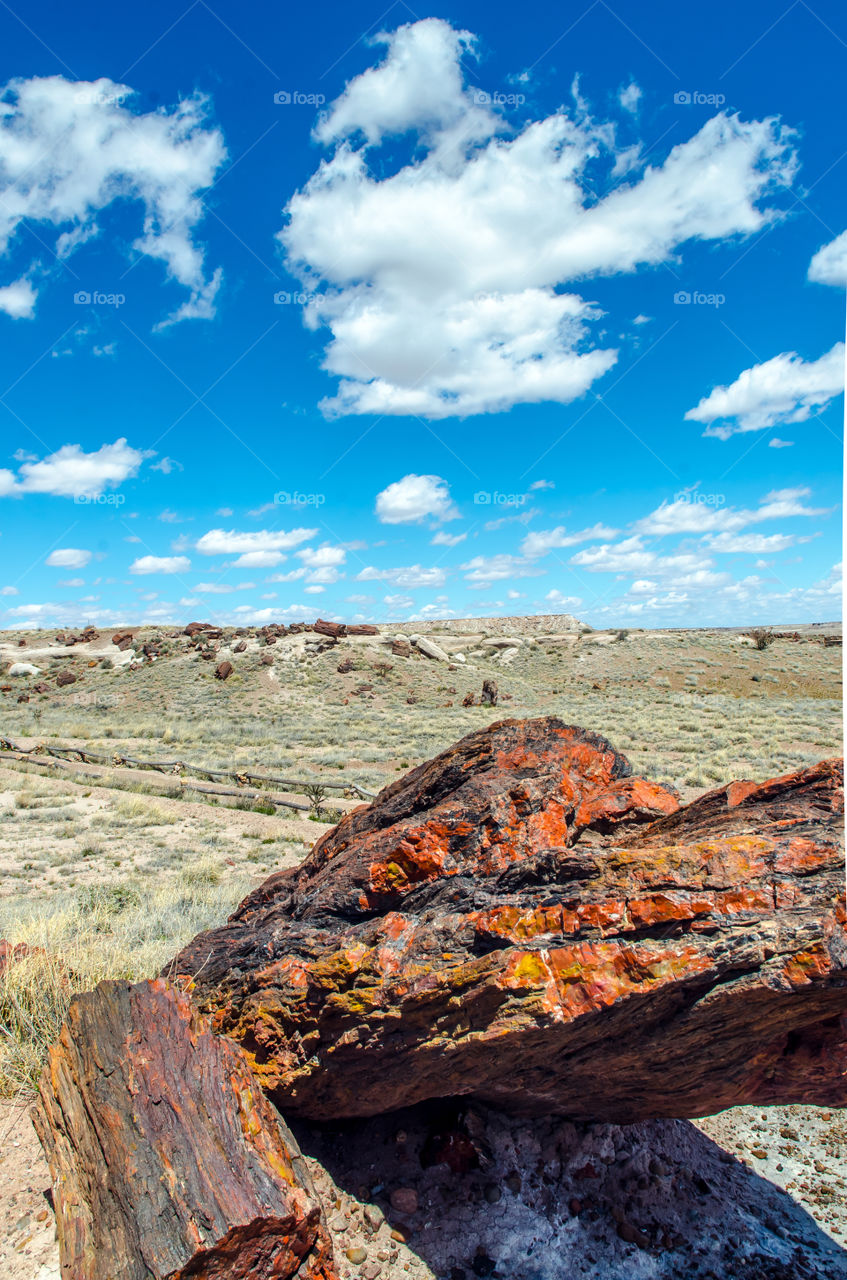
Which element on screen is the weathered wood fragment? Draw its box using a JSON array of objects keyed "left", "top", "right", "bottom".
[{"left": 34, "top": 978, "right": 337, "bottom": 1279}]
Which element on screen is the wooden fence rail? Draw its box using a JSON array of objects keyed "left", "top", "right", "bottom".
[{"left": 0, "top": 736, "right": 376, "bottom": 801}]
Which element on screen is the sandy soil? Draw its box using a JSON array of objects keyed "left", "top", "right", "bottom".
[{"left": 1, "top": 1099, "right": 58, "bottom": 1280}]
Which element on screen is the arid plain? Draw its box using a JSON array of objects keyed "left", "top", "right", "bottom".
[{"left": 0, "top": 616, "right": 843, "bottom": 1280}]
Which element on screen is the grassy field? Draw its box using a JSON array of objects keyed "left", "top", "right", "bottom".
[{"left": 0, "top": 618, "right": 842, "bottom": 1095}]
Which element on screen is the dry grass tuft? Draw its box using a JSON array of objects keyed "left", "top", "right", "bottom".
[{"left": 0, "top": 860, "right": 252, "bottom": 1095}]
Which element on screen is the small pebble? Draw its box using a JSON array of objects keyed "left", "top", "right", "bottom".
[
  {"left": 345, "top": 1246, "right": 367, "bottom": 1265},
  {"left": 364, "top": 1203, "right": 385, "bottom": 1230}
]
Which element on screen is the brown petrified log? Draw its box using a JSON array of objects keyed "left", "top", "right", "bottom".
[
  {"left": 313, "top": 619, "right": 345, "bottom": 639},
  {"left": 33, "top": 978, "right": 336, "bottom": 1280},
  {"left": 170, "top": 718, "right": 846, "bottom": 1122}
]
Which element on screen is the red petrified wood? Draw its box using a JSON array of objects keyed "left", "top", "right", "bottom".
[
  {"left": 171, "top": 717, "right": 847, "bottom": 1122},
  {"left": 33, "top": 978, "right": 337, "bottom": 1280}
]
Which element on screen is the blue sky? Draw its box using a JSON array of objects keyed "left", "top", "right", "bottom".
[{"left": 0, "top": 0, "right": 843, "bottom": 629}]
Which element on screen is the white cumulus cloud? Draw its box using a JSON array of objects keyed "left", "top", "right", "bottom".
[
  {"left": 0, "top": 438, "right": 146, "bottom": 498},
  {"left": 356, "top": 563, "right": 446, "bottom": 588},
  {"left": 196, "top": 528, "right": 318, "bottom": 557},
  {"left": 808, "top": 230, "right": 847, "bottom": 287},
  {"left": 46, "top": 548, "right": 91, "bottom": 568},
  {"left": 0, "top": 277, "right": 36, "bottom": 318},
  {"left": 461, "top": 554, "right": 545, "bottom": 587},
  {"left": 375, "top": 474, "right": 458, "bottom": 524},
  {"left": 0, "top": 76, "right": 225, "bottom": 324},
  {"left": 281, "top": 18, "right": 796, "bottom": 419},
  {"left": 685, "top": 342, "right": 844, "bottom": 437},
  {"left": 521, "top": 523, "right": 620, "bottom": 558},
  {"left": 431, "top": 529, "right": 466, "bottom": 547},
  {"left": 130, "top": 555, "right": 190, "bottom": 575}
]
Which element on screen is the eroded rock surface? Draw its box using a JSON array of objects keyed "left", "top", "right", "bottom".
[{"left": 172, "top": 718, "right": 846, "bottom": 1123}]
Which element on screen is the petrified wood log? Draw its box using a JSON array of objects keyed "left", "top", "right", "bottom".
[
  {"left": 34, "top": 978, "right": 336, "bottom": 1280},
  {"left": 314, "top": 619, "right": 345, "bottom": 639},
  {"left": 172, "top": 718, "right": 847, "bottom": 1122}
]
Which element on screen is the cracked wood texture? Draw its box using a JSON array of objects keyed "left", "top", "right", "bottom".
[
  {"left": 172, "top": 717, "right": 847, "bottom": 1123},
  {"left": 33, "top": 978, "right": 337, "bottom": 1280}
]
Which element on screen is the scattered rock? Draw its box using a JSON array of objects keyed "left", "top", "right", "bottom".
[
  {"left": 363, "top": 1204, "right": 384, "bottom": 1231},
  {"left": 616, "top": 1219, "right": 650, "bottom": 1248},
  {"left": 480, "top": 678, "right": 498, "bottom": 706},
  {"left": 55, "top": 671, "right": 76, "bottom": 687},
  {"left": 389, "top": 1188, "right": 419, "bottom": 1215},
  {"left": 214, "top": 661, "right": 233, "bottom": 681},
  {"left": 8, "top": 662, "right": 41, "bottom": 677},
  {"left": 414, "top": 636, "right": 450, "bottom": 662}
]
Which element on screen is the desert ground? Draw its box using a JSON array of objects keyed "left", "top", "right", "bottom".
[{"left": 0, "top": 615, "right": 843, "bottom": 1279}]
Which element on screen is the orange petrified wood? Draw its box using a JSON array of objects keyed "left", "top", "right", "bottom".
[
  {"left": 33, "top": 978, "right": 337, "bottom": 1280},
  {"left": 170, "top": 718, "right": 847, "bottom": 1122}
]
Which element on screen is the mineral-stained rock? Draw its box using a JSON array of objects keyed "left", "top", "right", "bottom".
[
  {"left": 481, "top": 678, "right": 498, "bottom": 706},
  {"left": 314, "top": 619, "right": 345, "bottom": 639},
  {"left": 170, "top": 718, "right": 846, "bottom": 1122},
  {"left": 215, "top": 660, "right": 234, "bottom": 681},
  {"left": 34, "top": 978, "right": 337, "bottom": 1280}
]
